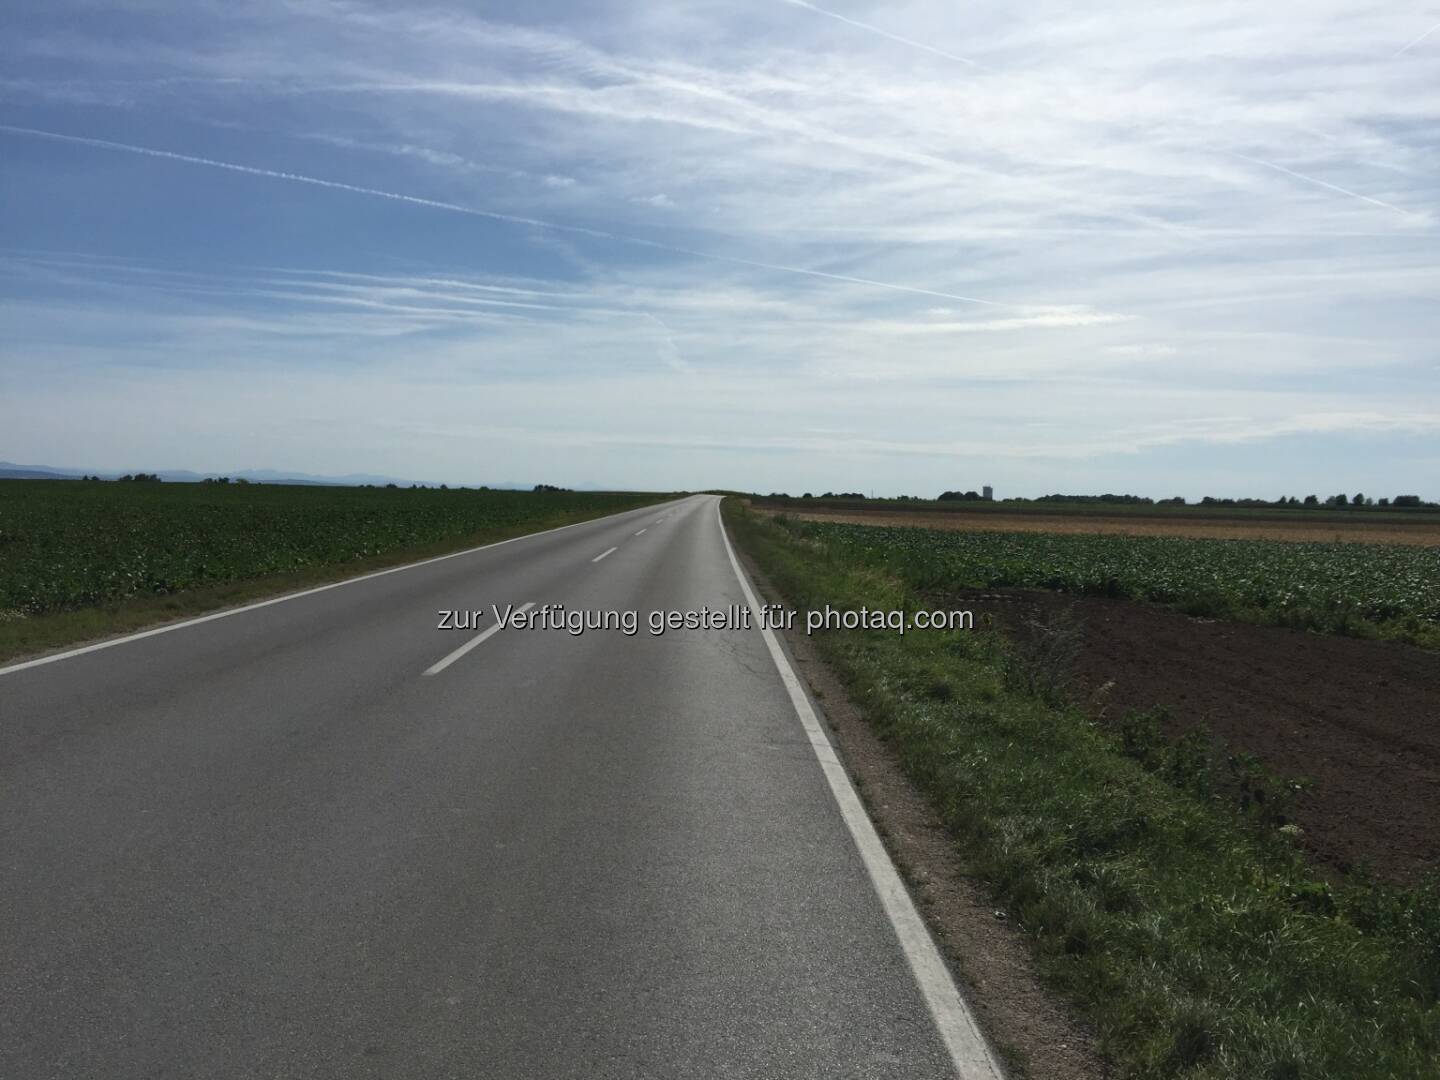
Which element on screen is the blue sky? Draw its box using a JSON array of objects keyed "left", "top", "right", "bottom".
[{"left": 2, "top": 1, "right": 1437, "bottom": 497}]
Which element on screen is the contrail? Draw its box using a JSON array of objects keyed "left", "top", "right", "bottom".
[
  {"left": 775, "top": 0, "right": 992, "bottom": 71},
  {"left": 0, "top": 123, "right": 1020, "bottom": 309},
  {"left": 1394, "top": 20, "right": 1440, "bottom": 56},
  {"left": 1225, "top": 151, "right": 1421, "bottom": 221},
  {"left": 775, "top": 5, "right": 1421, "bottom": 223},
  {"left": 641, "top": 311, "right": 693, "bottom": 374}
]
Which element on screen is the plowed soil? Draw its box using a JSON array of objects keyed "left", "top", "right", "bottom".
[{"left": 955, "top": 587, "right": 1440, "bottom": 883}]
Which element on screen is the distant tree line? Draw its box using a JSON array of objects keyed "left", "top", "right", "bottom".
[
  {"left": 774, "top": 491, "right": 868, "bottom": 499},
  {"left": 1033, "top": 493, "right": 1152, "bottom": 505},
  {"left": 1193, "top": 493, "right": 1435, "bottom": 509},
  {"left": 759, "top": 489, "right": 1436, "bottom": 509},
  {"left": 938, "top": 490, "right": 988, "bottom": 502}
]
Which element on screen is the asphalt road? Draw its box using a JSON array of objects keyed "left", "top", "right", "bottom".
[{"left": 1, "top": 494, "right": 999, "bottom": 1078}]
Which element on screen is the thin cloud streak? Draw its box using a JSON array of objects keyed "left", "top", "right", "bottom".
[
  {"left": 1394, "top": 20, "right": 1440, "bottom": 56},
  {"left": 1225, "top": 150, "right": 1424, "bottom": 222},
  {"left": 774, "top": 0, "right": 993, "bottom": 71},
  {"left": 778, "top": 1, "right": 1428, "bottom": 226},
  {"left": 0, "top": 123, "right": 1067, "bottom": 312}
]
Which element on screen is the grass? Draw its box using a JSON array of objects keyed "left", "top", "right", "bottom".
[
  {"left": 0, "top": 480, "right": 672, "bottom": 663},
  {"left": 726, "top": 500, "right": 1440, "bottom": 1079},
  {"left": 764, "top": 517, "right": 1440, "bottom": 648}
]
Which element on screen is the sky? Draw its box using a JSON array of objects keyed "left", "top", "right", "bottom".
[{"left": 1, "top": 1, "right": 1437, "bottom": 498}]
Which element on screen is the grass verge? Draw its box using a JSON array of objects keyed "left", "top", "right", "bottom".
[{"left": 726, "top": 500, "right": 1439, "bottom": 1079}]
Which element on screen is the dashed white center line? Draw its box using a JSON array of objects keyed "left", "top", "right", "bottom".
[
  {"left": 634, "top": 528, "right": 647, "bottom": 536},
  {"left": 423, "top": 602, "right": 534, "bottom": 677},
  {"left": 592, "top": 546, "right": 618, "bottom": 563}
]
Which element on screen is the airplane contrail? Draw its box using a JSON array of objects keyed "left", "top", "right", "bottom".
[
  {"left": 775, "top": 4, "right": 1422, "bottom": 223},
  {"left": 1224, "top": 151, "right": 1422, "bottom": 221},
  {"left": 1394, "top": 20, "right": 1440, "bottom": 56},
  {"left": 0, "top": 123, "right": 1026, "bottom": 309},
  {"left": 775, "top": 0, "right": 992, "bottom": 71}
]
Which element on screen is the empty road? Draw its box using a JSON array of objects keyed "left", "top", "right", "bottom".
[{"left": 1, "top": 494, "right": 1000, "bottom": 1078}]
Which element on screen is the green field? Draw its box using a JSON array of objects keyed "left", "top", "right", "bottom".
[
  {"left": 0, "top": 481, "right": 670, "bottom": 656},
  {"left": 772, "top": 518, "right": 1440, "bottom": 646}
]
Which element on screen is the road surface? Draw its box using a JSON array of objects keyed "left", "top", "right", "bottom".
[{"left": 1, "top": 494, "right": 1000, "bottom": 1078}]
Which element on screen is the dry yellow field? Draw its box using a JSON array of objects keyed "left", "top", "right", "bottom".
[{"left": 759, "top": 506, "right": 1440, "bottom": 546}]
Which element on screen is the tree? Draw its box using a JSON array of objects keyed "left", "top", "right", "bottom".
[
  {"left": 1352, "top": 492, "right": 1365, "bottom": 506},
  {"left": 1303, "top": 494, "right": 1318, "bottom": 506}
]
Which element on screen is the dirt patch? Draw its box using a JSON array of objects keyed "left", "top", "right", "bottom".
[
  {"left": 954, "top": 587, "right": 1440, "bottom": 883},
  {"left": 737, "top": 550, "right": 1107, "bottom": 1080},
  {"left": 769, "top": 507, "right": 1440, "bottom": 546}
]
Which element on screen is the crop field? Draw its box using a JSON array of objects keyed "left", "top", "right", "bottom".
[
  {"left": 768, "top": 505, "right": 1440, "bottom": 546},
  {"left": 771, "top": 517, "right": 1440, "bottom": 645},
  {"left": 0, "top": 480, "right": 667, "bottom": 618}
]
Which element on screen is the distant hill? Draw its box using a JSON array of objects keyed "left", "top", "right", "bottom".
[{"left": 0, "top": 465, "right": 76, "bottom": 480}]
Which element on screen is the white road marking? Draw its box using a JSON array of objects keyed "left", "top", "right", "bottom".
[
  {"left": 0, "top": 500, "right": 684, "bottom": 678},
  {"left": 592, "top": 547, "right": 618, "bottom": 563},
  {"left": 634, "top": 528, "right": 647, "bottom": 536},
  {"left": 714, "top": 497, "right": 1005, "bottom": 1080},
  {"left": 423, "top": 602, "right": 534, "bottom": 677}
]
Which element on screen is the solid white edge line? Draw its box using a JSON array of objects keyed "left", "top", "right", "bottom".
[
  {"left": 592, "top": 546, "right": 618, "bottom": 562},
  {"left": 423, "top": 602, "right": 535, "bottom": 677},
  {"left": 713, "top": 496, "right": 1006, "bottom": 1080},
  {"left": 0, "top": 499, "right": 684, "bottom": 678}
]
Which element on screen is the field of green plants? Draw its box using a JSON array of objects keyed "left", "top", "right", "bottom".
[
  {"left": 0, "top": 481, "right": 667, "bottom": 616},
  {"left": 776, "top": 518, "right": 1440, "bottom": 643}
]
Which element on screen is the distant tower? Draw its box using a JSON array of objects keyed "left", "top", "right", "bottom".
[{"left": 982, "top": 485, "right": 994, "bottom": 501}]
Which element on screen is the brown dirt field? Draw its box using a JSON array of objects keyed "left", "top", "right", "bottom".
[
  {"left": 769, "top": 507, "right": 1440, "bottom": 546},
  {"left": 950, "top": 586, "right": 1440, "bottom": 883}
]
